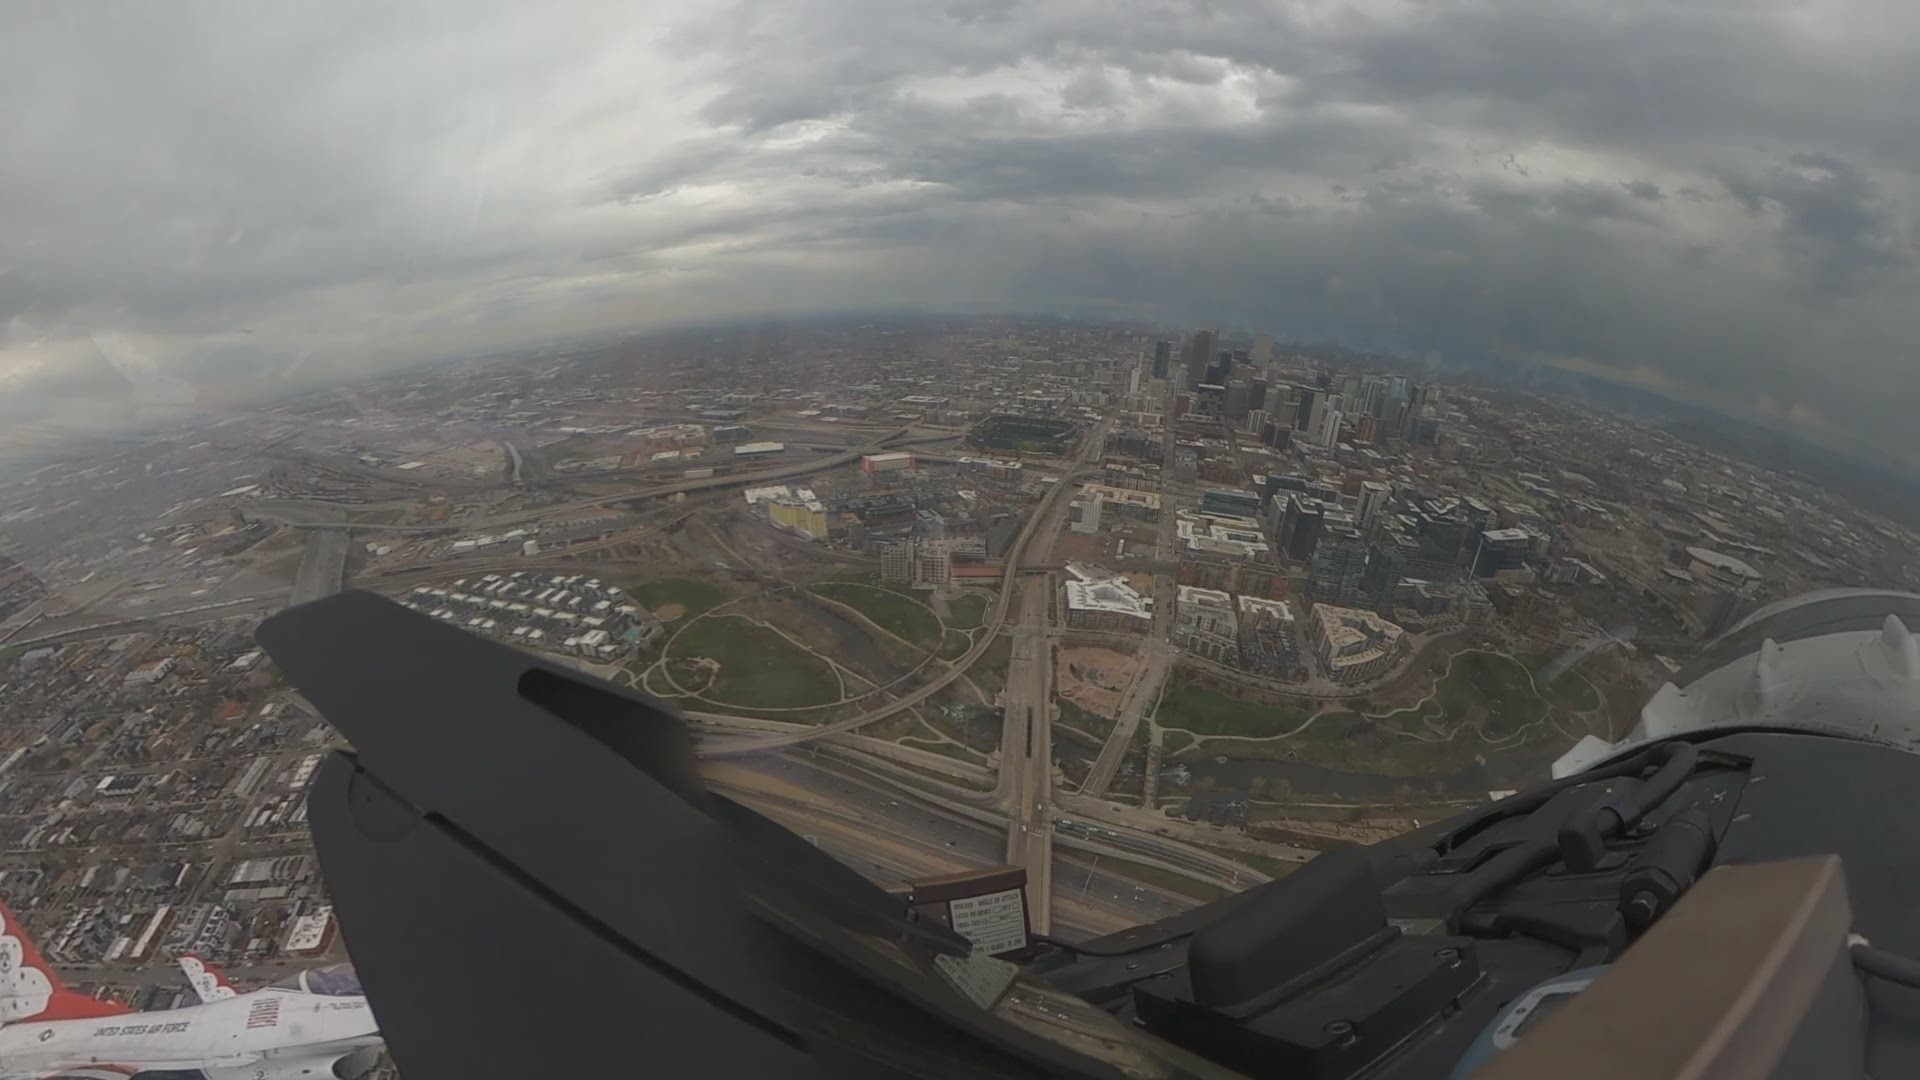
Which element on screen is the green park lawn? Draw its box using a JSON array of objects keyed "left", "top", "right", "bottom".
[
  {"left": 810, "top": 582, "right": 942, "bottom": 649},
  {"left": 1522, "top": 652, "right": 1604, "bottom": 712},
  {"left": 1153, "top": 683, "right": 1318, "bottom": 738},
  {"left": 938, "top": 628, "right": 971, "bottom": 662},
  {"left": 626, "top": 577, "right": 732, "bottom": 621},
  {"left": 664, "top": 613, "right": 841, "bottom": 709},
  {"left": 1434, "top": 652, "right": 1546, "bottom": 737},
  {"left": 946, "top": 593, "right": 990, "bottom": 629}
]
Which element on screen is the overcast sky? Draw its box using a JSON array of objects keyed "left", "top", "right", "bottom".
[{"left": 2, "top": 2, "right": 1916, "bottom": 453}]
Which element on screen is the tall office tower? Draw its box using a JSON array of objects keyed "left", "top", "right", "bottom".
[
  {"left": 1316, "top": 408, "right": 1344, "bottom": 448},
  {"left": 1360, "top": 378, "right": 1385, "bottom": 417},
  {"left": 1279, "top": 495, "right": 1327, "bottom": 561},
  {"left": 1295, "top": 387, "right": 1319, "bottom": 431},
  {"left": 1360, "top": 536, "right": 1413, "bottom": 610},
  {"left": 1380, "top": 400, "right": 1404, "bottom": 443},
  {"left": 1225, "top": 380, "right": 1250, "bottom": 418},
  {"left": 1153, "top": 340, "right": 1173, "bottom": 381},
  {"left": 1400, "top": 382, "right": 1426, "bottom": 440},
  {"left": 1184, "top": 329, "right": 1218, "bottom": 389},
  {"left": 1264, "top": 383, "right": 1291, "bottom": 415},
  {"left": 1356, "top": 481, "right": 1392, "bottom": 531},
  {"left": 1306, "top": 395, "right": 1332, "bottom": 441},
  {"left": 1307, "top": 530, "right": 1369, "bottom": 605}
]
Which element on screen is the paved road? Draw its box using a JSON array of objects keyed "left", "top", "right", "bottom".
[
  {"left": 1082, "top": 643, "right": 1173, "bottom": 796},
  {"left": 253, "top": 428, "right": 912, "bottom": 532},
  {"left": 1000, "top": 573, "right": 1057, "bottom": 934},
  {"left": 708, "top": 754, "right": 1193, "bottom": 932},
  {"left": 1081, "top": 381, "right": 1182, "bottom": 798},
  {"left": 289, "top": 527, "right": 350, "bottom": 607},
  {"left": 701, "top": 415, "right": 1113, "bottom": 757}
]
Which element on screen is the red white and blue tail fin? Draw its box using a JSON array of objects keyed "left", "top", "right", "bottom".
[
  {"left": 0, "top": 896, "right": 131, "bottom": 1025},
  {"left": 178, "top": 953, "right": 239, "bottom": 1003}
]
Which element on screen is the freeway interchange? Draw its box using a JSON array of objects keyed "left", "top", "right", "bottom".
[{"left": 15, "top": 411, "right": 1309, "bottom": 943}]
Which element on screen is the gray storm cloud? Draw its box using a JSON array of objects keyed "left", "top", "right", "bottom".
[{"left": 1, "top": 0, "right": 1915, "bottom": 454}]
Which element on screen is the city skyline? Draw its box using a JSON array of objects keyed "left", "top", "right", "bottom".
[{"left": 2, "top": 2, "right": 1918, "bottom": 463}]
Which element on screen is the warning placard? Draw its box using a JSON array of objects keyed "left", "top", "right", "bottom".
[
  {"left": 935, "top": 951, "right": 1020, "bottom": 1010},
  {"left": 947, "top": 887, "right": 1028, "bottom": 955}
]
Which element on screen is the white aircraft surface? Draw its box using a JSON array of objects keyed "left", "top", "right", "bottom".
[{"left": 1, "top": 899, "right": 382, "bottom": 1079}]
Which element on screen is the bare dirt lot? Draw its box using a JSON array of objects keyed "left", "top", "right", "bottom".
[{"left": 1058, "top": 645, "right": 1142, "bottom": 717}]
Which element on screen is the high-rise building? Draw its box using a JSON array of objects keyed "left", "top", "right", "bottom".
[
  {"left": 1174, "top": 585, "right": 1240, "bottom": 664},
  {"left": 1184, "top": 329, "right": 1218, "bottom": 389},
  {"left": 1315, "top": 408, "right": 1344, "bottom": 448},
  {"left": 1311, "top": 605, "right": 1407, "bottom": 684},
  {"left": 1153, "top": 340, "right": 1173, "bottom": 381},
  {"left": 880, "top": 541, "right": 915, "bottom": 583},
  {"left": 1236, "top": 596, "right": 1299, "bottom": 677},
  {"left": 1278, "top": 495, "right": 1328, "bottom": 561},
  {"left": 1194, "top": 383, "right": 1226, "bottom": 419},
  {"left": 1356, "top": 481, "right": 1392, "bottom": 531},
  {"left": 915, "top": 544, "right": 952, "bottom": 586},
  {"left": 1251, "top": 332, "right": 1274, "bottom": 364},
  {"left": 1472, "top": 528, "right": 1532, "bottom": 578},
  {"left": 1360, "top": 378, "right": 1385, "bottom": 418},
  {"left": 1461, "top": 498, "right": 1495, "bottom": 535},
  {"left": 1307, "top": 529, "right": 1369, "bottom": 606},
  {"left": 1067, "top": 492, "right": 1103, "bottom": 534},
  {"left": 1457, "top": 583, "right": 1493, "bottom": 625},
  {"left": 1225, "top": 380, "right": 1250, "bottom": 418},
  {"left": 1264, "top": 383, "right": 1291, "bottom": 415},
  {"left": 1379, "top": 400, "right": 1404, "bottom": 443},
  {"left": 1294, "top": 386, "right": 1318, "bottom": 431},
  {"left": 1361, "top": 537, "right": 1413, "bottom": 610},
  {"left": 1127, "top": 364, "right": 1143, "bottom": 394}
]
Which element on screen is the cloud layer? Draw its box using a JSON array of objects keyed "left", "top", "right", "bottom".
[{"left": 2, "top": 1, "right": 1916, "bottom": 450}]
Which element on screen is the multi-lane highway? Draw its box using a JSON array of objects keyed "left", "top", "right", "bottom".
[
  {"left": 999, "top": 573, "right": 1058, "bottom": 933},
  {"left": 704, "top": 753, "right": 1197, "bottom": 936},
  {"left": 288, "top": 527, "right": 349, "bottom": 607},
  {"left": 251, "top": 427, "right": 916, "bottom": 532}
]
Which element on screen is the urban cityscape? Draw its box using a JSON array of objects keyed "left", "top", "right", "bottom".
[{"left": 2, "top": 314, "right": 1915, "bottom": 1061}]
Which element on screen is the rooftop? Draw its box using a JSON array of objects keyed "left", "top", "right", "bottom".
[
  {"left": 1238, "top": 595, "right": 1295, "bottom": 622},
  {"left": 1177, "top": 585, "right": 1234, "bottom": 610},
  {"left": 1311, "top": 605, "right": 1407, "bottom": 668},
  {"left": 1065, "top": 576, "right": 1153, "bottom": 619}
]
